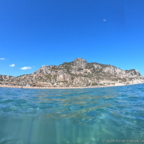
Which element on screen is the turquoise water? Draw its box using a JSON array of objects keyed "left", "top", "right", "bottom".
[{"left": 0, "top": 84, "right": 144, "bottom": 144}]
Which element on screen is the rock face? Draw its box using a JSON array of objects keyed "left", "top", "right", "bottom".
[{"left": 0, "top": 58, "right": 144, "bottom": 87}]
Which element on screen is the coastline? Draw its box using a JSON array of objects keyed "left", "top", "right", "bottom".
[{"left": 0, "top": 83, "right": 143, "bottom": 90}]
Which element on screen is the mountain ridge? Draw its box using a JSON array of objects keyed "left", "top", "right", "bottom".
[{"left": 0, "top": 58, "right": 144, "bottom": 87}]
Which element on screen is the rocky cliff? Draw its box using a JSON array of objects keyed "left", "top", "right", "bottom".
[{"left": 0, "top": 58, "right": 144, "bottom": 87}]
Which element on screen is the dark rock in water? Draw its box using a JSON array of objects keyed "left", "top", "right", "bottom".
[{"left": 0, "top": 58, "right": 144, "bottom": 87}]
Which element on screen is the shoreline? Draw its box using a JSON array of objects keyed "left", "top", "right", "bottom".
[{"left": 0, "top": 83, "right": 143, "bottom": 90}]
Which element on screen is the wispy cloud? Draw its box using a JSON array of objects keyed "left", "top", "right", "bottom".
[
  {"left": 9, "top": 64, "right": 15, "bottom": 67},
  {"left": 0, "top": 58, "right": 5, "bottom": 60},
  {"left": 103, "top": 19, "right": 107, "bottom": 21},
  {"left": 20, "top": 66, "right": 32, "bottom": 70}
]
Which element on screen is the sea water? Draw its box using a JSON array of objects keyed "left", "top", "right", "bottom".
[{"left": 0, "top": 84, "right": 144, "bottom": 144}]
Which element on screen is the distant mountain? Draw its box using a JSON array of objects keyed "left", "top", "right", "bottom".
[{"left": 0, "top": 58, "right": 144, "bottom": 87}]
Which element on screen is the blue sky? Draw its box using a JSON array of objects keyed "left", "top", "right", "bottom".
[{"left": 0, "top": 0, "right": 144, "bottom": 76}]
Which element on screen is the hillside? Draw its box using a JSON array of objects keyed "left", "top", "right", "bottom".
[{"left": 0, "top": 58, "right": 144, "bottom": 87}]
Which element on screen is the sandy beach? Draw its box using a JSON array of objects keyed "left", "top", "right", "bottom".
[{"left": 0, "top": 83, "right": 136, "bottom": 90}]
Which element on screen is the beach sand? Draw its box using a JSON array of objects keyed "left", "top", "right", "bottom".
[{"left": 0, "top": 83, "right": 132, "bottom": 89}]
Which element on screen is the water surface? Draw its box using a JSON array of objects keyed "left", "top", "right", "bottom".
[{"left": 0, "top": 84, "right": 144, "bottom": 144}]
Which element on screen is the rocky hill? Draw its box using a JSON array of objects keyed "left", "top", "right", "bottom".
[{"left": 0, "top": 58, "right": 144, "bottom": 87}]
